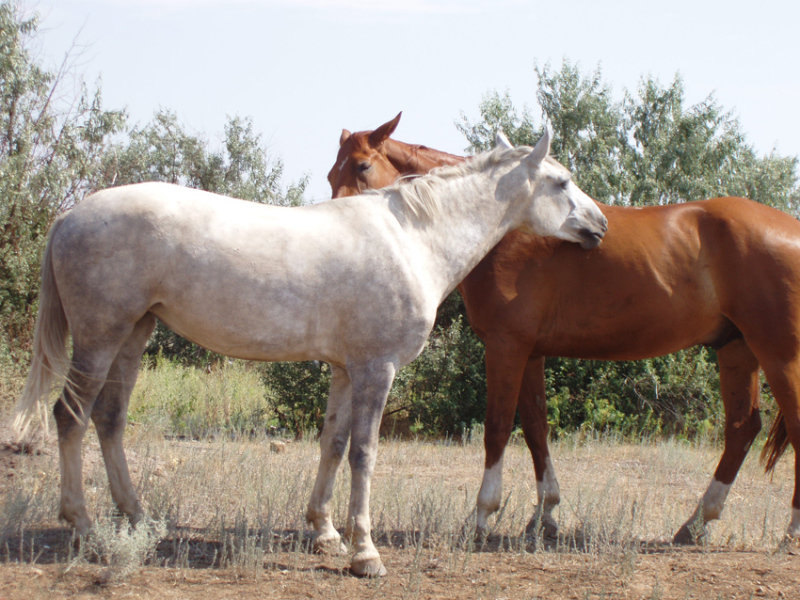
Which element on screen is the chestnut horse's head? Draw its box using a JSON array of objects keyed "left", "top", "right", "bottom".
[{"left": 328, "top": 112, "right": 404, "bottom": 198}]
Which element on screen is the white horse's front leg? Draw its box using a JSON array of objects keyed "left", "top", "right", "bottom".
[
  {"left": 307, "top": 365, "right": 352, "bottom": 555},
  {"left": 344, "top": 360, "right": 395, "bottom": 577}
]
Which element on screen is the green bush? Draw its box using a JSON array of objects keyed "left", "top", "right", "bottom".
[
  {"left": 545, "top": 348, "right": 722, "bottom": 439},
  {"left": 389, "top": 315, "right": 486, "bottom": 437},
  {"left": 129, "top": 356, "right": 273, "bottom": 438},
  {"left": 259, "top": 360, "right": 330, "bottom": 436}
]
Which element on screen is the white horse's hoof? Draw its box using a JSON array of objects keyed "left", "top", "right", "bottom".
[
  {"left": 351, "top": 552, "right": 387, "bottom": 577},
  {"left": 60, "top": 510, "right": 91, "bottom": 537},
  {"left": 313, "top": 534, "right": 347, "bottom": 556}
]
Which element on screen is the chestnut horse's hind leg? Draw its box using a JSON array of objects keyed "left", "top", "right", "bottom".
[
  {"left": 91, "top": 314, "right": 156, "bottom": 525},
  {"left": 674, "top": 338, "right": 761, "bottom": 544},
  {"left": 517, "top": 356, "right": 560, "bottom": 538},
  {"left": 751, "top": 354, "right": 800, "bottom": 538},
  {"left": 476, "top": 339, "right": 529, "bottom": 534},
  {"left": 54, "top": 346, "right": 119, "bottom": 535},
  {"left": 307, "top": 364, "right": 352, "bottom": 555}
]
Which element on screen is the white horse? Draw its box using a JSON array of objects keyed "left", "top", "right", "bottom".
[{"left": 13, "top": 127, "right": 607, "bottom": 576}]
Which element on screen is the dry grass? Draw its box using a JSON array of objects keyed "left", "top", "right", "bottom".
[
  {"left": 0, "top": 361, "right": 797, "bottom": 598},
  {"left": 2, "top": 422, "right": 794, "bottom": 560},
  {"left": 1, "top": 421, "right": 798, "bottom": 598}
]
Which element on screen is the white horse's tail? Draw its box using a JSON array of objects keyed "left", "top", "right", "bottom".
[{"left": 13, "top": 218, "right": 70, "bottom": 442}]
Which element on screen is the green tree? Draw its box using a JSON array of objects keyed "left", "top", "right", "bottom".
[
  {"left": 459, "top": 60, "right": 798, "bottom": 212},
  {"left": 389, "top": 316, "right": 486, "bottom": 437},
  {"left": 624, "top": 77, "right": 747, "bottom": 205},
  {"left": 99, "top": 109, "right": 306, "bottom": 206},
  {"left": 535, "top": 61, "right": 627, "bottom": 204},
  {"left": 459, "top": 62, "right": 627, "bottom": 204},
  {"left": 0, "top": 2, "right": 125, "bottom": 365}
]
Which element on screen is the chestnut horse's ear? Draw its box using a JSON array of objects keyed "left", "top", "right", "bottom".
[
  {"left": 368, "top": 112, "right": 402, "bottom": 147},
  {"left": 524, "top": 123, "right": 552, "bottom": 168},
  {"left": 339, "top": 129, "right": 352, "bottom": 147}
]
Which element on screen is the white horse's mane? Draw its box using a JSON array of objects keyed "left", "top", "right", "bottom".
[{"left": 369, "top": 145, "right": 533, "bottom": 222}]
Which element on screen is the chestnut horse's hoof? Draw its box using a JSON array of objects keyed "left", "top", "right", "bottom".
[
  {"left": 525, "top": 512, "right": 559, "bottom": 540},
  {"left": 672, "top": 522, "right": 706, "bottom": 545},
  {"left": 350, "top": 552, "right": 387, "bottom": 577}
]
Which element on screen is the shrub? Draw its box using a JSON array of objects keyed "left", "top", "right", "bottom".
[{"left": 129, "top": 356, "right": 273, "bottom": 438}]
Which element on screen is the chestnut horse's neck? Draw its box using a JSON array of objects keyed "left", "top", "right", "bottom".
[{"left": 383, "top": 138, "right": 464, "bottom": 178}]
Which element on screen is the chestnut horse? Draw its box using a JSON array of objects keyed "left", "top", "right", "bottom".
[
  {"left": 14, "top": 132, "right": 606, "bottom": 577},
  {"left": 328, "top": 113, "right": 800, "bottom": 545}
]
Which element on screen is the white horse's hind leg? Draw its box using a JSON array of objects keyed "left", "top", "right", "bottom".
[
  {"left": 307, "top": 365, "right": 352, "bottom": 555},
  {"left": 91, "top": 315, "right": 156, "bottom": 524},
  {"left": 344, "top": 360, "right": 395, "bottom": 578},
  {"left": 54, "top": 348, "right": 118, "bottom": 534},
  {"left": 790, "top": 507, "right": 800, "bottom": 537}
]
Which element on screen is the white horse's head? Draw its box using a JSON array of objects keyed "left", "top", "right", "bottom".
[{"left": 499, "top": 126, "right": 607, "bottom": 249}]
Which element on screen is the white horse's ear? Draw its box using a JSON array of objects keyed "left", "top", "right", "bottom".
[
  {"left": 494, "top": 130, "right": 513, "bottom": 150},
  {"left": 524, "top": 123, "right": 552, "bottom": 168}
]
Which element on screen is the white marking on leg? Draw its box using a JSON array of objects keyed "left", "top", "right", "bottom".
[
  {"left": 531, "top": 456, "right": 560, "bottom": 536},
  {"left": 674, "top": 478, "right": 731, "bottom": 544},
  {"left": 476, "top": 459, "right": 503, "bottom": 532},
  {"left": 537, "top": 456, "right": 561, "bottom": 509},
  {"left": 700, "top": 478, "right": 731, "bottom": 522}
]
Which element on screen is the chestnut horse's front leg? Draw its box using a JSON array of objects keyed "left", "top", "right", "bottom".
[
  {"left": 476, "top": 338, "right": 530, "bottom": 534},
  {"left": 517, "top": 355, "right": 560, "bottom": 538}
]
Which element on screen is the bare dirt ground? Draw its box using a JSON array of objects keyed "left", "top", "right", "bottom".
[
  {"left": 1, "top": 434, "right": 799, "bottom": 599},
  {"left": 0, "top": 543, "right": 797, "bottom": 599}
]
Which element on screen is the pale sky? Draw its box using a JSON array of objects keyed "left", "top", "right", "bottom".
[{"left": 28, "top": 0, "right": 800, "bottom": 201}]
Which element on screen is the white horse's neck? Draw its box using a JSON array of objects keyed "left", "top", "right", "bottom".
[{"left": 385, "top": 151, "right": 526, "bottom": 305}]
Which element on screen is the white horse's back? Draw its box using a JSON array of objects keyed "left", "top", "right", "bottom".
[{"left": 55, "top": 182, "right": 428, "bottom": 363}]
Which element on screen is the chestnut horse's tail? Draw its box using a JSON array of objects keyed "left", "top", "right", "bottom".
[
  {"left": 761, "top": 410, "right": 790, "bottom": 474},
  {"left": 12, "top": 217, "right": 71, "bottom": 442}
]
